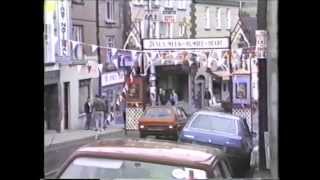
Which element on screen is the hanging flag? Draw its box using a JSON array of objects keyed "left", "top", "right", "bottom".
[
  {"left": 77, "top": 65, "right": 82, "bottom": 73},
  {"left": 91, "top": 44, "right": 98, "bottom": 53},
  {"left": 98, "top": 64, "right": 103, "bottom": 73}
]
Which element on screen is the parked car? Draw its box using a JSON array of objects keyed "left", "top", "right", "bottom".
[
  {"left": 55, "top": 138, "right": 234, "bottom": 179},
  {"left": 138, "top": 106, "right": 188, "bottom": 140},
  {"left": 179, "top": 110, "right": 256, "bottom": 176}
]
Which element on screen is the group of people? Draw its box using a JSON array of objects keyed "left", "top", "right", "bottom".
[
  {"left": 84, "top": 95, "right": 115, "bottom": 132},
  {"left": 158, "top": 88, "right": 179, "bottom": 106}
]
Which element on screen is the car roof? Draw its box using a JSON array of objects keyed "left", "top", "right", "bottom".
[
  {"left": 71, "top": 138, "right": 223, "bottom": 167},
  {"left": 193, "top": 110, "right": 241, "bottom": 120}
]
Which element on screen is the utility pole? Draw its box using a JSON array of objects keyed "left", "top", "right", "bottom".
[
  {"left": 96, "top": 0, "right": 102, "bottom": 96},
  {"left": 257, "top": 0, "right": 268, "bottom": 170}
]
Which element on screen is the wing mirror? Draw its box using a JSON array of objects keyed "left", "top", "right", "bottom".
[{"left": 251, "top": 131, "right": 257, "bottom": 138}]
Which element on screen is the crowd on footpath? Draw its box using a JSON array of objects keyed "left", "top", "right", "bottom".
[{"left": 84, "top": 94, "right": 125, "bottom": 132}]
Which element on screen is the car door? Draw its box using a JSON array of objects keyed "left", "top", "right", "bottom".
[
  {"left": 177, "top": 107, "right": 188, "bottom": 127},
  {"left": 175, "top": 108, "right": 184, "bottom": 131},
  {"left": 240, "top": 118, "right": 253, "bottom": 153}
]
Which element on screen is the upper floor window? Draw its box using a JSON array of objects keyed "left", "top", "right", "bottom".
[
  {"left": 72, "top": 25, "right": 84, "bottom": 59},
  {"left": 106, "top": 36, "right": 114, "bottom": 47},
  {"left": 205, "top": 7, "right": 210, "bottom": 30},
  {"left": 72, "top": 0, "right": 84, "bottom": 5},
  {"left": 165, "top": 0, "right": 173, "bottom": 8},
  {"left": 216, "top": 7, "right": 222, "bottom": 30},
  {"left": 106, "top": 0, "right": 115, "bottom": 23},
  {"left": 178, "top": 0, "right": 186, "bottom": 10},
  {"left": 226, "top": 8, "right": 231, "bottom": 30}
]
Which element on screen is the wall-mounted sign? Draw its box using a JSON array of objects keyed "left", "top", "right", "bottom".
[
  {"left": 57, "top": 0, "right": 71, "bottom": 57},
  {"left": 143, "top": 38, "right": 229, "bottom": 50},
  {"left": 101, "top": 70, "right": 125, "bottom": 87},
  {"left": 233, "top": 74, "right": 251, "bottom": 105},
  {"left": 255, "top": 30, "right": 267, "bottom": 59}
]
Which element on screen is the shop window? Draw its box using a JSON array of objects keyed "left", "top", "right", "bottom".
[
  {"left": 79, "top": 79, "right": 91, "bottom": 114},
  {"left": 106, "top": 0, "right": 115, "bottom": 23},
  {"left": 205, "top": 7, "right": 210, "bottom": 30}
]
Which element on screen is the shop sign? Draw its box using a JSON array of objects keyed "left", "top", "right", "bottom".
[
  {"left": 102, "top": 70, "right": 125, "bottom": 87},
  {"left": 57, "top": 0, "right": 71, "bottom": 57},
  {"left": 255, "top": 30, "right": 267, "bottom": 59},
  {"left": 143, "top": 38, "right": 229, "bottom": 50},
  {"left": 232, "top": 74, "right": 251, "bottom": 105}
]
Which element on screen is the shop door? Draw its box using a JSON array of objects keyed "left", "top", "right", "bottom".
[{"left": 64, "top": 82, "right": 70, "bottom": 130}]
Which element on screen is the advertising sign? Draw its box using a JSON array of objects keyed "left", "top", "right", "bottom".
[
  {"left": 101, "top": 70, "right": 125, "bottom": 87},
  {"left": 57, "top": 0, "right": 71, "bottom": 57},
  {"left": 255, "top": 30, "right": 267, "bottom": 59},
  {"left": 143, "top": 38, "right": 229, "bottom": 50},
  {"left": 233, "top": 74, "right": 251, "bottom": 105}
]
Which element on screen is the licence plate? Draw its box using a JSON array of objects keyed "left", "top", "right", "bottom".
[{"left": 148, "top": 127, "right": 165, "bottom": 131}]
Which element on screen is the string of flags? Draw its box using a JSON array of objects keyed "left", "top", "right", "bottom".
[{"left": 55, "top": 39, "right": 257, "bottom": 106}]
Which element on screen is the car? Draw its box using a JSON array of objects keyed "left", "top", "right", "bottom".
[
  {"left": 179, "top": 110, "right": 256, "bottom": 177},
  {"left": 138, "top": 106, "right": 188, "bottom": 140},
  {"left": 55, "top": 138, "right": 234, "bottom": 179}
]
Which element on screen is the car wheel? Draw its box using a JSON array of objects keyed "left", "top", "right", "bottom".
[{"left": 140, "top": 132, "right": 146, "bottom": 138}]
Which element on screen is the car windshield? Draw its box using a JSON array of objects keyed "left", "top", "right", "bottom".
[
  {"left": 190, "top": 114, "right": 237, "bottom": 134},
  {"left": 144, "top": 108, "right": 173, "bottom": 118},
  {"left": 60, "top": 157, "right": 208, "bottom": 179}
]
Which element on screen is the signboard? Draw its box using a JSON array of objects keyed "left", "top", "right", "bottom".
[
  {"left": 255, "top": 30, "right": 267, "bottom": 59},
  {"left": 57, "top": 0, "right": 71, "bottom": 57},
  {"left": 163, "top": 15, "right": 176, "bottom": 23},
  {"left": 101, "top": 70, "right": 125, "bottom": 87},
  {"left": 232, "top": 74, "right": 251, "bottom": 105},
  {"left": 143, "top": 38, "right": 229, "bottom": 50}
]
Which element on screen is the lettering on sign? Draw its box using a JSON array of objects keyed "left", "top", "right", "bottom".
[
  {"left": 143, "top": 38, "right": 229, "bottom": 50},
  {"left": 255, "top": 30, "right": 268, "bottom": 59},
  {"left": 102, "top": 71, "right": 125, "bottom": 87}
]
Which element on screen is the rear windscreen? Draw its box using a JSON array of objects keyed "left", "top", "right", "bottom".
[{"left": 144, "top": 109, "right": 173, "bottom": 118}]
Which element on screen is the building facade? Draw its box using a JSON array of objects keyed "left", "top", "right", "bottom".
[
  {"left": 44, "top": 0, "right": 125, "bottom": 132},
  {"left": 191, "top": 0, "right": 240, "bottom": 108}
]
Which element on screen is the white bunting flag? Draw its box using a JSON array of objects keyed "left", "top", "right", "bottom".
[
  {"left": 91, "top": 44, "right": 98, "bottom": 53},
  {"left": 77, "top": 65, "right": 82, "bottom": 73},
  {"left": 98, "top": 64, "right": 103, "bottom": 73},
  {"left": 111, "top": 48, "right": 117, "bottom": 56}
]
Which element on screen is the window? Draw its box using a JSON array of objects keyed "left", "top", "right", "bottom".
[
  {"left": 60, "top": 157, "right": 208, "bottom": 179},
  {"left": 216, "top": 7, "right": 221, "bottom": 30},
  {"left": 178, "top": 0, "right": 186, "bottom": 9},
  {"left": 72, "top": 25, "right": 84, "bottom": 60},
  {"left": 106, "top": 0, "right": 115, "bottom": 23},
  {"left": 190, "top": 114, "right": 237, "bottom": 134},
  {"left": 226, "top": 8, "right": 231, "bottom": 30},
  {"left": 79, "top": 79, "right": 91, "bottom": 114},
  {"left": 223, "top": 82, "right": 227, "bottom": 91},
  {"left": 145, "top": 108, "right": 173, "bottom": 118},
  {"left": 72, "top": 0, "right": 84, "bottom": 5},
  {"left": 106, "top": 36, "right": 114, "bottom": 47},
  {"left": 169, "top": 23, "right": 173, "bottom": 38},
  {"left": 179, "top": 24, "right": 185, "bottom": 37},
  {"left": 165, "top": 0, "right": 173, "bottom": 8},
  {"left": 205, "top": 7, "right": 210, "bottom": 30}
]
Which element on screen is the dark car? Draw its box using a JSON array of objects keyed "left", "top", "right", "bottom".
[
  {"left": 138, "top": 106, "right": 188, "bottom": 140},
  {"left": 55, "top": 138, "right": 234, "bottom": 179},
  {"left": 179, "top": 110, "right": 256, "bottom": 176}
]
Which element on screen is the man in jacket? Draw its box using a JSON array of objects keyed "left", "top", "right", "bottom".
[
  {"left": 84, "top": 97, "right": 92, "bottom": 130},
  {"left": 93, "top": 95, "right": 106, "bottom": 132},
  {"left": 204, "top": 88, "right": 211, "bottom": 107}
]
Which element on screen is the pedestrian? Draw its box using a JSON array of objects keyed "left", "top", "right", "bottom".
[
  {"left": 159, "top": 88, "right": 166, "bottom": 105},
  {"left": 103, "top": 97, "right": 110, "bottom": 130},
  {"left": 170, "top": 90, "right": 178, "bottom": 106},
  {"left": 92, "top": 94, "right": 106, "bottom": 132},
  {"left": 204, "top": 88, "right": 211, "bottom": 107},
  {"left": 84, "top": 97, "right": 92, "bottom": 130}
]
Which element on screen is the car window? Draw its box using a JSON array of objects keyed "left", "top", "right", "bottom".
[
  {"left": 220, "top": 160, "right": 232, "bottom": 178},
  {"left": 212, "top": 162, "right": 223, "bottom": 178},
  {"left": 60, "top": 157, "right": 208, "bottom": 179},
  {"left": 190, "top": 114, "right": 237, "bottom": 134},
  {"left": 240, "top": 119, "right": 250, "bottom": 137},
  {"left": 144, "top": 108, "right": 173, "bottom": 118}
]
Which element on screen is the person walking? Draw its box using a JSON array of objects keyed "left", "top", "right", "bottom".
[
  {"left": 93, "top": 94, "right": 106, "bottom": 132},
  {"left": 103, "top": 97, "right": 110, "bottom": 129},
  {"left": 84, "top": 97, "right": 92, "bottom": 130},
  {"left": 171, "top": 90, "right": 179, "bottom": 106},
  {"left": 204, "top": 88, "right": 211, "bottom": 107}
]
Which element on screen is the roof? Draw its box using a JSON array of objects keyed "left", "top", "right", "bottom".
[
  {"left": 194, "top": 110, "right": 241, "bottom": 120},
  {"left": 239, "top": 16, "right": 257, "bottom": 45},
  {"left": 72, "top": 138, "right": 223, "bottom": 167},
  {"left": 194, "top": 0, "right": 240, "bottom": 7}
]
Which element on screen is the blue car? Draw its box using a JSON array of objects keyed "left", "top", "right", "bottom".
[{"left": 179, "top": 110, "right": 256, "bottom": 176}]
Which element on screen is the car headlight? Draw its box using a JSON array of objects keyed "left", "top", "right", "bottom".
[
  {"left": 169, "top": 125, "right": 173, "bottom": 129},
  {"left": 140, "top": 125, "right": 144, "bottom": 129}
]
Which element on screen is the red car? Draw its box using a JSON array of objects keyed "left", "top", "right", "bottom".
[
  {"left": 55, "top": 138, "right": 234, "bottom": 179},
  {"left": 138, "top": 106, "right": 188, "bottom": 140}
]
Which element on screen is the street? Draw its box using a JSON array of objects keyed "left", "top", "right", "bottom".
[{"left": 45, "top": 129, "right": 257, "bottom": 178}]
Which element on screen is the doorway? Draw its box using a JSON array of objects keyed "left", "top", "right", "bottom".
[
  {"left": 196, "top": 75, "right": 205, "bottom": 109},
  {"left": 64, "top": 82, "right": 70, "bottom": 130}
]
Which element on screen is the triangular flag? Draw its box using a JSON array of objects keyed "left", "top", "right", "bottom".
[
  {"left": 98, "top": 64, "right": 103, "bottom": 73},
  {"left": 91, "top": 44, "right": 98, "bottom": 53},
  {"left": 111, "top": 48, "right": 117, "bottom": 56},
  {"left": 77, "top": 65, "right": 82, "bottom": 73}
]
